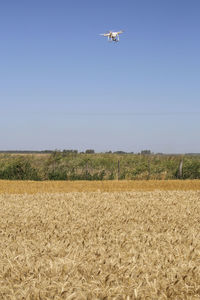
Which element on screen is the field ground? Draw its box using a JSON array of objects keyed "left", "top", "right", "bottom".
[
  {"left": 0, "top": 181, "right": 200, "bottom": 299},
  {"left": 0, "top": 180, "right": 200, "bottom": 194}
]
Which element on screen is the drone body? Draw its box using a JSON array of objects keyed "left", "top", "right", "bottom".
[{"left": 100, "top": 30, "right": 124, "bottom": 42}]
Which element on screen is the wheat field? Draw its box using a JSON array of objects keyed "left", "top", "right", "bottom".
[
  {"left": 0, "top": 181, "right": 200, "bottom": 299},
  {"left": 0, "top": 180, "right": 200, "bottom": 194}
]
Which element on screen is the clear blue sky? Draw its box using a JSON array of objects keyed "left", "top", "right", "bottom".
[{"left": 1, "top": 0, "right": 200, "bottom": 153}]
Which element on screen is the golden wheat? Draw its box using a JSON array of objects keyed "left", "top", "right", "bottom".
[
  {"left": 0, "top": 179, "right": 200, "bottom": 194},
  {"left": 1, "top": 190, "right": 200, "bottom": 299}
]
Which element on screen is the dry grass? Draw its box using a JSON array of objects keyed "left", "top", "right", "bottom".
[
  {"left": 1, "top": 190, "right": 200, "bottom": 299},
  {"left": 0, "top": 180, "right": 200, "bottom": 194}
]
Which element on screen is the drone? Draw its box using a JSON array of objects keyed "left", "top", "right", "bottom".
[{"left": 100, "top": 30, "right": 124, "bottom": 42}]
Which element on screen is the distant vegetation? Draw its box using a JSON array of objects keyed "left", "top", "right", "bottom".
[{"left": 0, "top": 150, "right": 199, "bottom": 180}]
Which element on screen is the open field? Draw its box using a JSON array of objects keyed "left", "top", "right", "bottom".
[
  {"left": 0, "top": 179, "right": 200, "bottom": 194},
  {"left": 1, "top": 184, "right": 200, "bottom": 299}
]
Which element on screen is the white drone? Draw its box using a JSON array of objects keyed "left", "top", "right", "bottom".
[{"left": 100, "top": 30, "right": 124, "bottom": 42}]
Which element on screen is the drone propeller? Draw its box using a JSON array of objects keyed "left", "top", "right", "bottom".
[{"left": 100, "top": 31, "right": 112, "bottom": 37}]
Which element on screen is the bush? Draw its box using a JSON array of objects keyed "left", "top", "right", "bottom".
[{"left": 0, "top": 159, "right": 39, "bottom": 180}]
